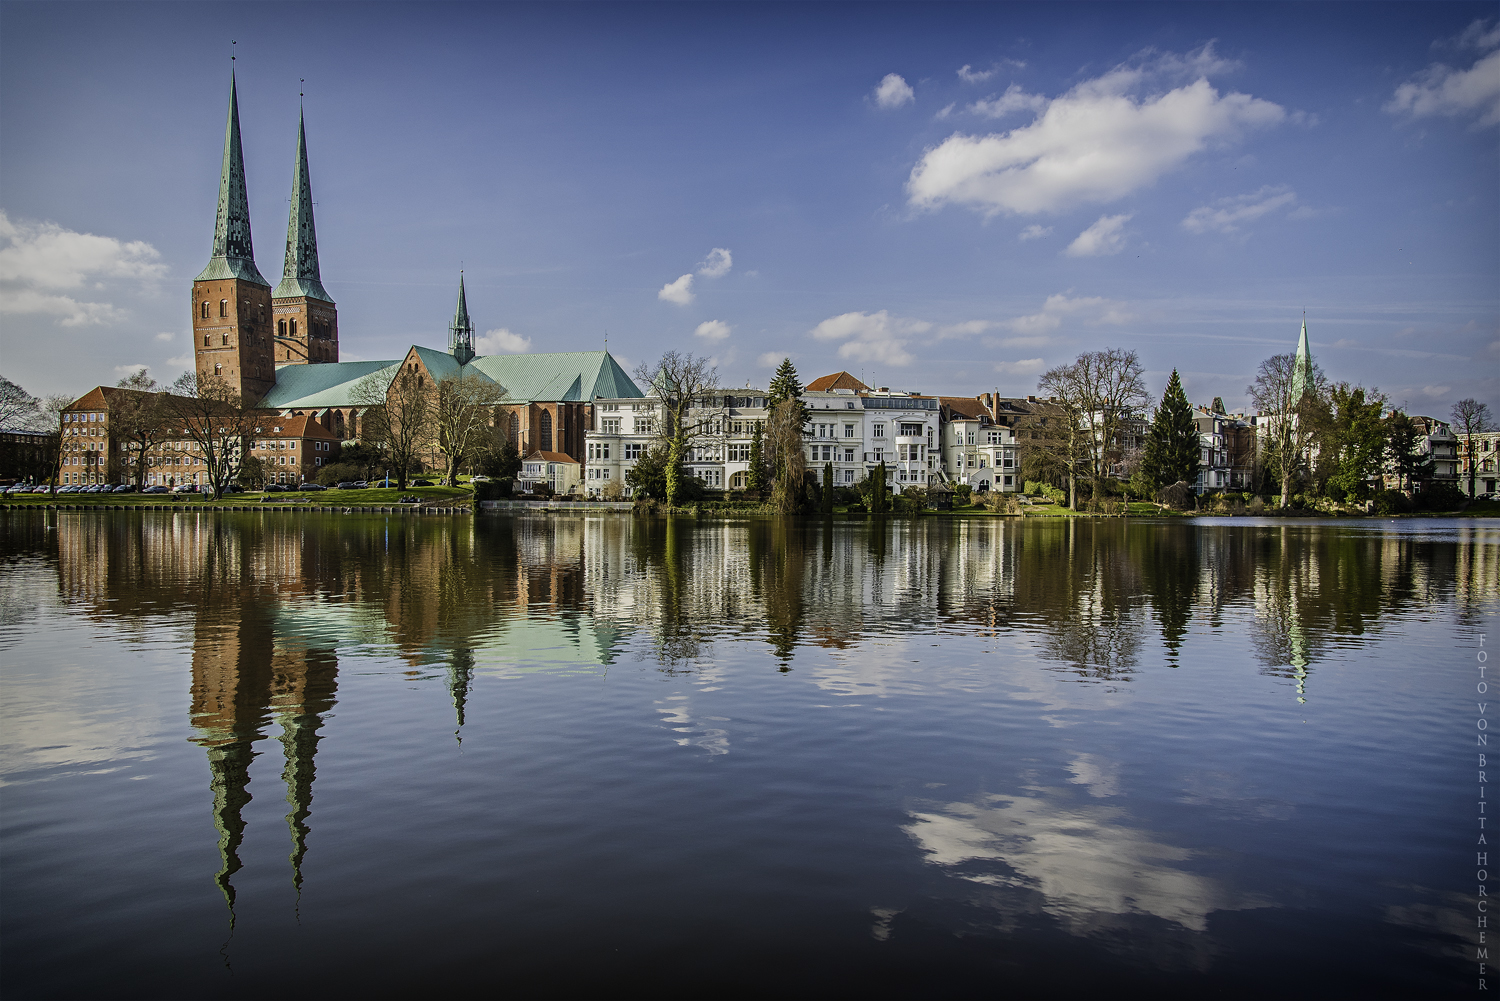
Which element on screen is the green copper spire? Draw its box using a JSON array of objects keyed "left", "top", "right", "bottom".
[
  {"left": 273, "top": 107, "right": 332, "bottom": 302},
  {"left": 196, "top": 72, "right": 269, "bottom": 286},
  {"left": 450, "top": 273, "right": 475, "bottom": 364},
  {"left": 1291, "top": 317, "right": 1315, "bottom": 401}
]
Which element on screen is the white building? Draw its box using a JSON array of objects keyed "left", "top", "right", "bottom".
[
  {"left": 801, "top": 383, "right": 939, "bottom": 494},
  {"left": 936, "top": 395, "right": 1028, "bottom": 493}
]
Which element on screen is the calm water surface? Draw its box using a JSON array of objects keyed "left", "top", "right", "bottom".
[{"left": 1, "top": 511, "right": 1495, "bottom": 999}]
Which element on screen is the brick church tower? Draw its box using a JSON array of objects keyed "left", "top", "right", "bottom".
[
  {"left": 192, "top": 72, "right": 276, "bottom": 403},
  {"left": 271, "top": 105, "right": 338, "bottom": 365}
]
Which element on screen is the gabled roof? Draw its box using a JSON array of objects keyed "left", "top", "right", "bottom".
[
  {"left": 939, "top": 396, "right": 990, "bottom": 420},
  {"left": 807, "top": 371, "right": 871, "bottom": 392},
  {"left": 66, "top": 386, "right": 164, "bottom": 411},
  {"left": 524, "top": 450, "right": 579, "bottom": 464},
  {"left": 256, "top": 360, "right": 400, "bottom": 410},
  {"left": 249, "top": 414, "right": 338, "bottom": 439}
]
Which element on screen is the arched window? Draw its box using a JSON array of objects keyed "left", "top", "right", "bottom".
[
  {"left": 203, "top": 333, "right": 211, "bottom": 347},
  {"left": 290, "top": 319, "right": 298, "bottom": 337},
  {"left": 539, "top": 411, "right": 553, "bottom": 452},
  {"left": 222, "top": 333, "right": 230, "bottom": 346},
  {"left": 219, "top": 300, "right": 228, "bottom": 317},
  {"left": 508, "top": 413, "right": 520, "bottom": 445},
  {"left": 730, "top": 471, "right": 747, "bottom": 489},
  {"left": 278, "top": 319, "right": 287, "bottom": 337},
  {"left": 214, "top": 363, "right": 223, "bottom": 376},
  {"left": 201, "top": 301, "right": 210, "bottom": 319}
]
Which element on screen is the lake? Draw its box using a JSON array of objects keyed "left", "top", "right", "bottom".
[{"left": 1, "top": 510, "right": 1494, "bottom": 999}]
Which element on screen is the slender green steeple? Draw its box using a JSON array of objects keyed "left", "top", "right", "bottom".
[
  {"left": 450, "top": 272, "right": 475, "bottom": 364},
  {"left": 273, "top": 106, "right": 332, "bottom": 302},
  {"left": 196, "top": 72, "right": 269, "bottom": 286},
  {"left": 1291, "top": 317, "right": 1315, "bottom": 401}
]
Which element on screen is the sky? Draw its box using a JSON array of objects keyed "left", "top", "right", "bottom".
[{"left": 1, "top": 1, "right": 1496, "bottom": 416}]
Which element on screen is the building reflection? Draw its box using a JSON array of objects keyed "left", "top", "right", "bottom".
[{"left": 42, "top": 509, "right": 1496, "bottom": 915}]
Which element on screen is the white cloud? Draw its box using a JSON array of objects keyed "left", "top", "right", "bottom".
[
  {"left": 874, "top": 73, "right": 915, "bottom": 109},
  {"left": 164, "top": 353, "right": 194, "bottom": 371},
  {"left": 809, "top": 309, "right": 931, "bottom": 367},
  {"left": 1422, "top": 384, "right": 1453, "bottom": 398},
  {"left": 958, "top": 64, "right": 996, "bottom": 84},
  {"left": 935, "top": 103, "right": 956, "bottom": 120},
  {"left": 475, "top": 327, "right": 532, "bottom": 353},
  {"left": 694, "top": 319, "right": 731, "bottom": 342},
  {"left": 907, "top": 45, "right": 1284, "bottom": 216},
  {"left": 995, "top": 358, "right": 1046, "bottom": 375},
  {"left": 1001, "top": 293, "right": 1133, "bottom": 335},
  {"left": 1181, "top": 185, "right": 1297, "bottom": 234},
  {"left": 1456, "top": 18, "right": 1500, "bottom": 51},
  {"left": 1018, "top": 224, "right": 1053, "bottom": 241},
  {"left": 0, "top": 211, "right": 166, "bottom": 327},
  {"left": 153, "top": 332, "right": 175, "bottom": 342},
  {"left": 658, "top": 273, "right": 695, "bottom": 305},
  {"left": 1385, "top": 43, "right": 1500, "bottom": 127},
  {"left": 970, "top": 84, "right": 1048, "bottom": 118},
  {"left": 937, "top": 319, "right": 994, "bottom": 339},
  {"left": 1065, "top": 214, "right": 1133, "bottom": 257},
  {"left": 696, "top": 248, "right": 732, "bottom": 278},
  {"left": 113, "top": 364, "right": 149, "bottom": 377},
  {"left": 757, "top": 351, "right": 793, "bottom": 368}
]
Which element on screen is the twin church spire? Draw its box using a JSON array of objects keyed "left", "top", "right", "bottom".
[{"left": 274, "top": 108, "right": 332, "bottom": 303}]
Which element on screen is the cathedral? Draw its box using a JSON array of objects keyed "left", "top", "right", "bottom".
[{"left": 192, "top": 72, "right": 641, "bottom": 464}]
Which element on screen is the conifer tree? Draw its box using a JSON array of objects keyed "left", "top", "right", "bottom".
[
  {"left": 1141, "top": 369, "right": 1200, "bottom": 491},
  {"left": 747, "top": 421, "right": 765, "bottom": 493},
  {"left": 822, "top": 462, "right": 835, "bottom": 512}
]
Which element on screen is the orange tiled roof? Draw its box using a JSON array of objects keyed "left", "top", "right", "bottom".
[
  {"left": 806, "top": 371, "right": 871, "bottom": 392},
  {"left": 525, "top": 450, "right": 579, "bottom": 464}
]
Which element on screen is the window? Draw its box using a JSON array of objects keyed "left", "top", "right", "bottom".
[
  {"left": 204, "top": 333, "right": 211, "bottom": 347},
  {"left": 201, "top": 301, "right": 210, "bottom": 319},
  {"left": 728, "top": 443, "right": 750, "bottom": 462},
  {"left": 872, "top": 424, "right": 885, "bottom": 438},
  {"left": 219, "top": 300, "right": 228, "bottom": 317},
  {"left": 846, "top": 402, "right": 856, "bottom": 409},
  {"left": 588, "top": 442, "right": 611, "bottom": 460},
  {"left": 278, "top": 319, "right": 287, "bottom": 336},
  {"left": 844, "top": 448, "right": 855, "bottom": 463},
  {"left": 730, "top": 471, "right": 747, "bottom": 489},
  {"left": 624, "top": 443, "right": 643, "bottom": 459},
  {"left": 602, "top": 418, "right": 620, "bottom": 434},
  {"left": 843, "top": 469, "right": 855, "bottom": 483},
  {"left": 214, "top": 364, "right": 223, "bottom": 376},
  {"left": 602, "top": 403, "right": 619, "bottom": 412},
  {"left": 290, "top": 319, "right": 298, "bottom": 337},
  {"left": 634, "top": 419, "right": 655, "bottom": 435},
  {"left": 222, "top": 333, "right": 230, "bottom": 346},
  {"left": 899, "top": 423, "right": 923, "bottom": 437},
  {"left": 844, "top": 424, "right": 855, "bottom": 438}
]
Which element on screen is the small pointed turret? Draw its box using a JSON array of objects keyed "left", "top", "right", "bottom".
[
  {"left": 196, "top": 72, "right": 269, "bottom": 285},
  {"left": 1292, "top": 317, "right": 1314, "bottom": 401},
  {"left": 450, "top": 273, "right": 475, "bottom": 364},
  {"left": 274, "top": 108, "right": 331, "bottom": 302}
]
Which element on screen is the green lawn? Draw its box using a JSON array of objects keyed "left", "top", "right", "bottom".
[{"left": 3, "top": 485, "right": 473, "bottom": 506}]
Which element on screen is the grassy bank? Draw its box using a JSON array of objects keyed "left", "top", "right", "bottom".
[{"left": 2, "top": 485, "right": 473, "bottom": 507}]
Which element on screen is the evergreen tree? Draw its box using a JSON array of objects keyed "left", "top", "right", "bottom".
[
  {"left": 1141, "top": 369, "right": 1200, "bottom": 490},
  {"left": 747, "top": 421, "right": 765, "bottom": 493},
  {"left": 822, "top": 462, "right": 835, "bottom": 512},
  {"left": 1385, "top": 411, "right": 1432, "bottom": 492}
]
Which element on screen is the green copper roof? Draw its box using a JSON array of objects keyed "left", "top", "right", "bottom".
[
  {"left": 449, "top": 274, "right": 474, "bottom": 364},
  {"left": 273, "top": 108, "right": 332, "bottom": 303},
  {"left": 256, "top": 359, "right": 399, "bottom": 409},
  {"left": 196, "top": 72, "right": 269, "bottom": 286},
  {"left": 1292, "top": 319, "right": 1314, "bottom": 400}
]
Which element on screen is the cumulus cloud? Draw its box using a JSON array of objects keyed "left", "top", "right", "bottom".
[
  {"left": 475, "top": 327, "right": 532, "bottom": 353},
  {"left": 907, "top": 44, "right": 1284, "bottom": 217},
  {"left": 958, "top": 64, "right": 996, "bottom": 84},
  {"left": 1018, "top": 224, "right": 1053, "bottom": 241},
  {"left": 1181, "top": 185, "right": 1297, "bottom": 234},
  {"left": 758, "top": 351, "right": 793, "bottom": 368},
  {"left": 874, "top": 73, "right": 915, "bottom": 109},
  {"left": 1385, "top": 22, "right": 1500, "bottom": 127},
  {"left": 0, "top": 211, "right": 166, "bottom": 326},
  {"left": 696, "top": 248, "right": 732, "bottom": 278},
  {"left": 113, "top": 364, "right": 149, "bottom": 377},
  {"left": 1065, "top": 214, "right": 1133, "bottom": 257},
  {"left": 694, "top": 319, "right": 731, "bottom": 342},
  {"left": 154, "top": 332, "right": 175, "bottom": 342},
  {"left": 970, "top": 84, "right": 1049, "bottom": 118},
  {"left": 937, "top": 319, "right": 994, "bottom": 339},
  {"left": 810, "top": 309, "right": 932, "bottom": 367},
  {"left": 658, "top": 273, "right": 695, "bottom": 305},
  {"left": 995, "top": 358, "right": 1046, "bottom": 375}
]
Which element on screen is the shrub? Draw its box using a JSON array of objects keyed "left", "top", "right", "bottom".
[
  {"left": 1372, "top": 489, "right": 1412, "bottom": 515},
  {"left": 1156, "top": 480, "right": 1194, "bottom": 511},
  {"left": 1418, "top": 481, "right": 1465, "bottom": 511},
  {"left": 601, "top": 479, "right": 625, "bottom": 501},
  {"left": 983, "top": 491, "right": 1020, "bottom": 514},
  {"left": 473, "top": 479, "right": 511, "bottom": 502},
  {"left": 316, "top": 462, "right": 365, "bottom": 486},
  {"left": 1248, "top": 496, "right": 1265, "bottom": 514}
]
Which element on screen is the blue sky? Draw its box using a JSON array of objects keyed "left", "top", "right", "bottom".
[{"left": 2, "top": 1, "right": 1495, "bottom": 415}]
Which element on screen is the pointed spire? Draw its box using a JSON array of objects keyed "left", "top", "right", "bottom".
[
  {"left": 196, "top": 71, "right": 269, "bottom": 286},
  {"left": 450, "top": 272, "right": 475, "bottom": 364},
  {"left": 274, "top": 106, "right": 332, "bottom": 302},
  {"left": 1292, "top": 316, "right": 1314, "bottom": 400}
]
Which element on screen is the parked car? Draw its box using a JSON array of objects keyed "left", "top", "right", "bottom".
[
  {"left": 172, "top": 484, "right": 198, "bottom": 493},
  {"left": 373, "top": 479, "right": 395, "bottom": 488},
  {"left": 298, "top": 483, "right": 325, "bottom": 491},
  {"left": 412, "top": 479, "right": 434, "bottom": 487},
  {"left": 335, "top": 481, "right": 356, "bottom": 490},
  {"left": 470, "top": 475, "right": 492, "bottom": 484},
  {"left": 142, "top": 485, "right": 169, "bottom": 494},
  {"left": 352, "top": 480, "right": 369, "bottom": 489},
  {"left": 264, "top": 483, "right": 285, "bottom": 492},
  {"left": 113, "top": 484, "right": 136, "bottom": 493}
]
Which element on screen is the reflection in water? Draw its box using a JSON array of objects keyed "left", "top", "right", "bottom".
[{"left": 31, "top": 510, "right": 1498, "bottom": 934}]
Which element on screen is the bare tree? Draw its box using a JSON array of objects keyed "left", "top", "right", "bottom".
[
  {"left": 1451, "top": 398, "right": 1494, "bottom": 498},
  {"left": 767, "top": 398, "right": 807, "bottom": 514},
  {"left": 353, "top": 367, "right": 434, "bottom": 490},
  {"left": 634, "top": 351, "right": 722, "bottom": 507},
  {"left": 1034, "top": 366, "right": 1088, "bottom": 510},
  {"left": 110, "top": 371, "right": 170, "bottom": 489},
  {"left": 433, "top": 372, "right": 509, "bottom": 485},
  {"left": 164, "top": 373, "right": 256, "bottom": 500},
  {"left": 1248, "top": 353, "right": 1326, "bottom": 507},
  {"left": 0, "top": 375, "right": 40, "bottom": 429}
]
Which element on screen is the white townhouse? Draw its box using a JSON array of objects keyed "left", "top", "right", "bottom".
[
  {"left": 936, "top": 395, "right": 1029, "bottom": 494},
  {"left": 800, "top": 376, "right": 940, "bottom": 494},
  {"left": 584, "top": 391, "right": 771, "bottom": 497}
]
